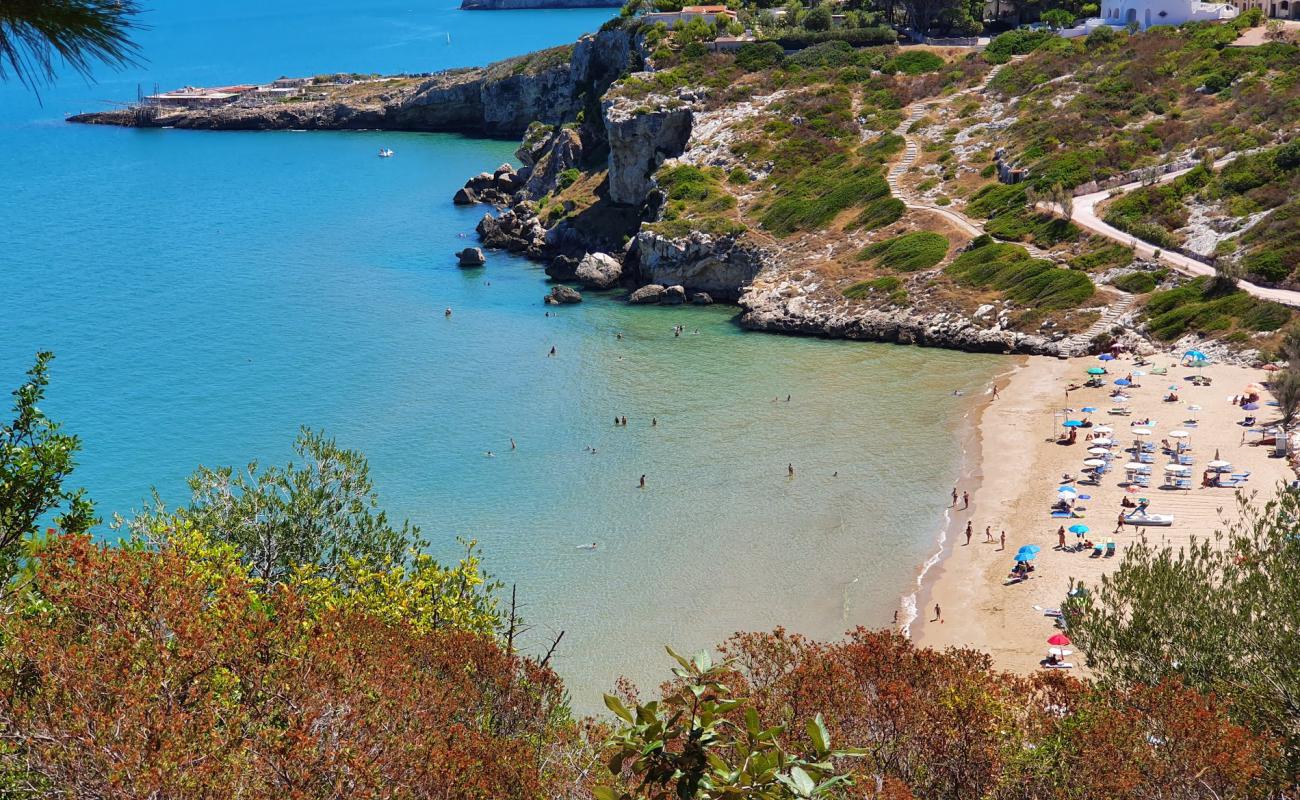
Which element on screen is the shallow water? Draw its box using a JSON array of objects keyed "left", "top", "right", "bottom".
[{"left": 0, "top": 0, "right": 1002, "bottom": 707}]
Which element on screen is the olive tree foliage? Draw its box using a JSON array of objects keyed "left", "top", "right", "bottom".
[
  {"left": 0, "top": 352, "right": 96, "bottom": 582},
  {"left": 125, "top": 427, "right": 418, "bottom": 587},
  {"left": 596, "top": 648, "right": 859, "bottom": 800},
  {"left": 1064, "top": 487, "right": 1300, "bottom": 777}
]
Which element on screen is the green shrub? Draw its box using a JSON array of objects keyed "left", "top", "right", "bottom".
[
  {"left": 1144, "top": 276, "right": 1292, "bottom": 339},
  {"left": 852, "top": 196, "right": 906, "bottom": 231},
  {"left": 843, "top": 275, "right": 908, "bottom": 304},
  {"left": 556, "top": 168, "right": 580, "bottom": 190},
  {"left": 984, "top": 29, "right": 1056, "bottom": 64},
  {"left": 736, "top": 41, "right": 785, "bottom": 71},
  {"left": 785, "top": 40, "right": 859, "bottom": 69},
  {"left": 966, "top": 183, "right": 1027, "bottom": 219},
  {"left": 758, "top": 161, "right": 889, "bottom": 236},
  {"left": 727, "top": 167, "right": 752, "bottom": 185},
  {"left": 888, "top": 50, "right": 944, "bottom": 75},
  {"left": 1069, "top": 243, "right": 1134, "bottom": 271},
  {"left": 765, "top": 27, "right": 897, "bottom": 50},
  {"left": 946, "top": 241, "right": 1095, "bottom": 309},
  {"left": 857, "top": 231, "right": 949, "bottom": 271},
  {"left": 985, "top": 209, "right": 1079, "bottom": 245},
  {"left": 1111, "top": 271, "right": 1157, "bottom": 293}
]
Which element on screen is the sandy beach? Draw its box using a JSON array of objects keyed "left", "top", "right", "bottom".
[{"left": 913, "top": 352, "right": 1294, "bottom": 672}]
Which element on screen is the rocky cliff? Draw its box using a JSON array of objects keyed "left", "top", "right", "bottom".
[
  {"left": 602, "top": 92, "right": 694, "bottom": 206},
  {"left": 632, "top": 230, "right": 768, "bottom": 301},
  {"left": 69, "top": 29, "right": 639, "bottom": 138}
]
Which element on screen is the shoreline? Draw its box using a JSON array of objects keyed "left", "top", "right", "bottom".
[
  {"left": 903, "top": 355, "right": 1024, "bottom": 639},
  {"left": 912, "top": 352, "right": 1294, "bottom": 671}
]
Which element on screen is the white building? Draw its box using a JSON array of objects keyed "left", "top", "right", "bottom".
[{"left": 1097, "top": 0, "right": 1237, "bottom": 29}]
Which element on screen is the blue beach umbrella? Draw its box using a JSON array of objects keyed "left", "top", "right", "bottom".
[
  {"left": 1087, "top": 367, "right": 1106, "bottom": 375},
  {"left": 1081, "top": 406, "right": 1097, "bottom": 412},
  {"left": 1069, "top": 524, "right": 1089, "bottom": 534},
  {"left": 1184, "top": 349, "right": 1208, "bottom": 361},
  {"left": 1114, "top": 378, "right": 1132, "bottom": 387},
  {"left": 1098, "top": 353, "right": 1115, "bottom": 361},
  {"left": 1018, "top": 544, "right": 1042, "bottom": 554},
  {"left": 1015, "top": 550, "right": 1038, "bottom": 562}
]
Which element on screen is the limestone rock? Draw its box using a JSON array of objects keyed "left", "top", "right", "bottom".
[
  {"left": 575, "top": 252, "right": 622, "bottom": 289},
  {"left": 690, "top": 292, "right": 713, "bottom": 305},
  {"left": 466, "top": 172, "right": 495, "bottom": 192},
  {"left": 545, "top": 285, "right": 582, "bottom": 304},
  {"left": 661, "top": 285, "right": 686, "bottom": 305},
  {"left": 546, "top": 254, "right": 580, "bottom": 281},
  {"left": 628, "top": 284, "right": 666, "bottom": 304},
  {"left": 523, "top": 127, "right": 584, "bottom": 197},
  {"left": 603, "top": 93, "right": 694, "bottom": 206},
  {"left": 632, "top": 229, "right": 767, "bottom": 301},
  {"left": 457, "top": 247, "right": 486, "bottom": 267},
  {"left": 453, "top": 187, "right": 479, "bottom": 205}
]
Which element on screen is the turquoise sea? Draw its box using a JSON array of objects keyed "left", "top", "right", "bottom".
[{"left": 0, "top": 0, "right": 1001, "bottom": 705}]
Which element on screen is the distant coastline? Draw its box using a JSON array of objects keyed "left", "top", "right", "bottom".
[{"left": 461, "top": 0, "right": 621, "bottom": 9}]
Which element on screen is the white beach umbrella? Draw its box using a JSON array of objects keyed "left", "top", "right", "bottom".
[
  {"left": 1133, "top": 428, "right": 1152, "bottom": 436},
  {"left": 1088, "top": 446, "right": 1110, "bottom": 455},
  {"left": 1169, "top": 430, "right": 1189, "bottom": 438},
  {"left": 1207, "top": 459, "right": 1231, "bottom": 469},
  {"left": 1093, "top": 425, "right": 1114, "bottom": 434},
  {"left": 1164, "top": 464, "right": 1190, "bottom": 473},
  {"left": 1091, "top": 438, "right": 1114, "bottom": 446},
  {"left": 1083, "top": 458, "right": 1105, "bottom": 467},
  {"left": 1125, "top": 462, "right": 1145, "bottom": 470}
]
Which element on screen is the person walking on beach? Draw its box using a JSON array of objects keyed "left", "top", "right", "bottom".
[
  {"left": 962, "top": 491, "right": 970, "bottom": 509},
  {"left": 788, "top": 463, "right": 795, "bottom": 478},
  {"left": 1058, "top": 527, "right": 1066, "bottom": 550},
  {"left": 964, "top": 525, "right": 972, "bottom": 546},
  {"left": 991, "top": 383, "right": 1000, "bottom": 400},
  {"left": 951, "top": 487, "right": 958, "bottom": 506},
  {"left": 984, "top": 525, "right": 992, "bottom": 543},
  {"left": 999, "top": 531, "right": 1006, "bottom": 551},
  {"left": 933, "top": 604, "right": 942, "bottom": 623},
  {"left": 639, "top": 474, "right": 646, "bottom": 489}
]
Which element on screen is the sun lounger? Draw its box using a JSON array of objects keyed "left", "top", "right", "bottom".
[
  {"left": 1175, "top": 478, "right": 1193, "bottom": 490},
  {"left": 1215, "top": 478, "right": 1248, "bottom": 488},
  {"left": 1091, "top": 544, "right": 1104, "bottom": 557},
  {"left": 1106, "top": 541, "right": 1117, "bottom": 556},
  {"left": 1042, "top": 662, "right": 1074, "bottom": 669},
  {"left": 1150, "top": 367, "right": 1167, "bottom": 375},
  {"left": 1108, "top": 407, "right": 1131, "bottom": 416},
  {"left": 1178, "top": 455, "right": 1193, "bottom": 465}
]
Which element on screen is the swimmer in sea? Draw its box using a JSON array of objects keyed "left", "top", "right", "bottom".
[
  {"left": 549, "top": 346, "right": 556, "bottom": 356},
  {"left": 510, "top": 438, "right": 516, "bottom": 450},
  {"left": 788, "top": 463, "right": 795, "bottom": 477},
  {"left": 639, "top": 474, "right": 646, "bottom": 488},
  {"left": 444, "top": 307, "right": 452, "bottom": 318},
  {"left": 485, "top": 451, "right": 494, "bottom": 457}
]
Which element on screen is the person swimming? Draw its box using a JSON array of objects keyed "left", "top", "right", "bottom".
[
  {"left": 444, "top": 307, "right": 452, "bottom": 317},
  {"left": 485, "top": 451, "right": 494, "bottom": 457},
  {"left": 577, "top": 542, "right": 597, "bottom": 550},
  {"left": 510, "top": 438, "right": 516, "bottom": 450},
  {"left": 639, "top": 474, "right": 646, "bottom": 488}
]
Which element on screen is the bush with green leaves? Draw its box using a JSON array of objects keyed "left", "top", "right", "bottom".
[
  {"left": 852, "top": 196, "right": 906, "bottom": 231},
  {"left": 1143, "top": 276, "right": 1292, "bottom": 339},
  {"left": 965, "top": 183, "right": 1027, "bottom": 219},
  {"left": 595, "top": 648, "right": 860, "bottom": 800},
  {"left": 758, "top": 160, "right": 888, "bottom": 237},
  {"left": 1069, "top": 242, "right": 1134, "bottom": 271},
  {"left": 946, "top": 240, "right": 1095, "bottom": 309},
  {"left": 984, "top": 208, "right": 1080, "bottom": 246},
  {"left": 984, "top": 28, "right": 1055, "bottom": 63},
  {"left": 1110, "top": 271, "right": 1157, "bottom": 293},
  {"left": 887, "top": 49, "right": 944, "bottom": 75},
  {"left": 735, "top": 41, "right": 785, "bottom": 71},
  {"left": 764, "top": 27, "right": 896, "bottom": 50},
  {"left": 857, "top": 231, "right": 949, "bottom": 271}
]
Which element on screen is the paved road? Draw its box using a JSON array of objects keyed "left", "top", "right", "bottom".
[{"left": 1069, "top": 165, "right": 1300, "bottom": 308}]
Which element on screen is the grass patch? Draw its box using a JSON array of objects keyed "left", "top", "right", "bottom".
[
  {"left": 1069, "top": 242, "right": 1134, "bottom": 271},
  {"left": 946, "top": 239, "right": 1095, "bottom": 309},
  {"left": 648, "top": 164, "right": 746, "bottom": 238},
  {"left": 966, "top": 183, "right": 1027, "bottom": 219},
  {"left": 843, "top": 275, "right": 908, "bottom": 304},
  {"left": 985, "top": 209, "right": 1079, "bottom": 246},
  {"left": 857, "top": 231, "right": 949, "bottom": 271},
  {"left": 758, "top": 159, "right": 889, "bottom": 236},
  {"left": 887, "top": 50, "right": 944, "bottom": 75},
  {"left": 851, "top": 196, "right": 906, "bottom": 231},
  {"left": 1144, "top": 276, "right": 1292, "bottom": 339},
  {"left": 1111, "top": 272, "right": 1157, "bottom": 293}
]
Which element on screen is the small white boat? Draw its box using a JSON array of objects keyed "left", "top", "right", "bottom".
[
  {"left": 1124, "top": 511, "right": 1174, "bottom": 526},
  {"left": 378, "top": 148, "right": 394, "bottom": 158}
]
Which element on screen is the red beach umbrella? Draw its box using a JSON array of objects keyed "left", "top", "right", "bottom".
[{"left": 1047, "top": 633, "right": 1072, "bottom": 646}]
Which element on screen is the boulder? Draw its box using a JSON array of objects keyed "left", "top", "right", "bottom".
[
  {"left": 575, "top": 252, "right": 622, "bottom": 289},
  {"left": 457, "top": 247, "right": 486, "bottom": 267},
  {"left": 493, "top": 163, "right": 515, "bottom": 179},
  {"left": 545, "top": 285, "right": 582, "bottom": 304},
  {"left": 690, "top": 292, "right": 713, "bottom": 305},
  {"left": 496, "top": 171, "right": 524, "bottom": 192},
  {"left": 546, "top": 254, "right": 580, "bottom": 281},
  {"left": 453, "top": 187, "right": 479, "bottom": 205},
  {"left": 466, "top": 172, "right": 495, "bottom": 192},
  {"left": 628, "top": 284, "right": 666, "bottom": 304},
  {"left": 661, "top": 285, "right": 686, "bottom": 305}
]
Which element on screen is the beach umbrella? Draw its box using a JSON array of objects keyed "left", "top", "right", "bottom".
[
  {"left": 1184, "top": 349, "right": 1208, "bottom": 361},
  {"left": 1125, "top": 462, "right": 1144, "bottom": 470},
  {"left": 1083, "top": 458, "right": 1105, "bottom": 466},
  {"left": 1019, "top": 544, "right": 1042, "bottom": 554},
  {"left": 1164, "top": 464, "right": 1189, "bottom": 473},
  {"left": 1098, "top": 353, "right": 1115, "bottom": 361},
  {"left": 1015, "top": 550, "right": 1038, "bottom": 562},
  {"left": 1087, "top": 367, "right": 1106, "bottom": 375},
  {"left": 1092, "top": 438, "right": 1113, "bottom": 446},
  {"left": 1088, "top": 447, "right": 1109, "bottom": 455},
  {"left": 1057, "top": 486, "right": 1078, "bottom": 495},
  {"left": 1047, "top": 633, "right": 1072, "bottom": 646},
  {"left": 1115, "top": 378, "right": 1132, "bottom": 387},
  {"left": 1048, "top": 646, "right": 1073, "bottom": 657},
  {"left": 1208, "top": 459, "right": 1230, "bottom": 469},
  {"left": 1068, "top": 524, "right": 1089, "bottom": 534},
  {"left": 1169, "top": 430, "right": 1189, "bottom": 438},
  {"left": 1063, "top": 420, "right": 1084, "bottom": 427},
  {"left": 1133, "top": 428, "right": 1152, "bottom": 436},
  {"left": 1093, "top": 425, "right": 1113, "bottom": 433},
  {"left": 1081, "top": 406, "right": 1097, "bottom": 413}
]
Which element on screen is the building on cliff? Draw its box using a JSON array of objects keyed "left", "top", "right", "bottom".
[
  {"left": 641, "top": 5, "right": 738, "bottom": 25},
  {"left": 1096, "top": 0, "right": 1237, "bottom": 27},
  {"left": 145, "top": 85, "right": 258, "bottom": 108}
]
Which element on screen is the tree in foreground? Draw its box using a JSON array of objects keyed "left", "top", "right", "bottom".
[
  {"left": 1065, "top": 487, "right": 1300, "bottom": 781},
  {"left": 0, "top": 0, "right": 142, "bottom": 87},
  {"left": 0, "top": 352, "right": 95, "bottom": 584}
]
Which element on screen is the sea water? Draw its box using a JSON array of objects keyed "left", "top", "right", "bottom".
[{"left": 0, "top": 0, "right": 1001, "bottom": 707}]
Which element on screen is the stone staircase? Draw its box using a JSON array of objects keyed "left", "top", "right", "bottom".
[
  {"left": 1059, "top": 293, "right": 1136, "bottom": 356},
  {"left": 885, "top": 103, "right": 931, "bottom": 196}
]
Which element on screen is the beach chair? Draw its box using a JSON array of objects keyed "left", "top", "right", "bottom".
[
  {"left": 1231, "top": 471, "right": 1251, "bottom": 480},
  {"left": 1106, "top": 540, "right": 1117, "bottom": 557},
  {"left": 1091, "top": 543, "right": 1104, "bottom": 557},
  {"left": 1043, "top": 662, "right": 1075, "bottom": 669},
  {"left": 1175, "top": 478, "right": 1193, "bottom": 490},
  {"left": 1178, "top": 454, "right": 1194, "bottom": 466},
  {"left": 1108, "top": 407, "right": 1131, "bottom": 416},
  {"left": 1138, "top": 453, "right": 1155, "bottom": 464}
]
